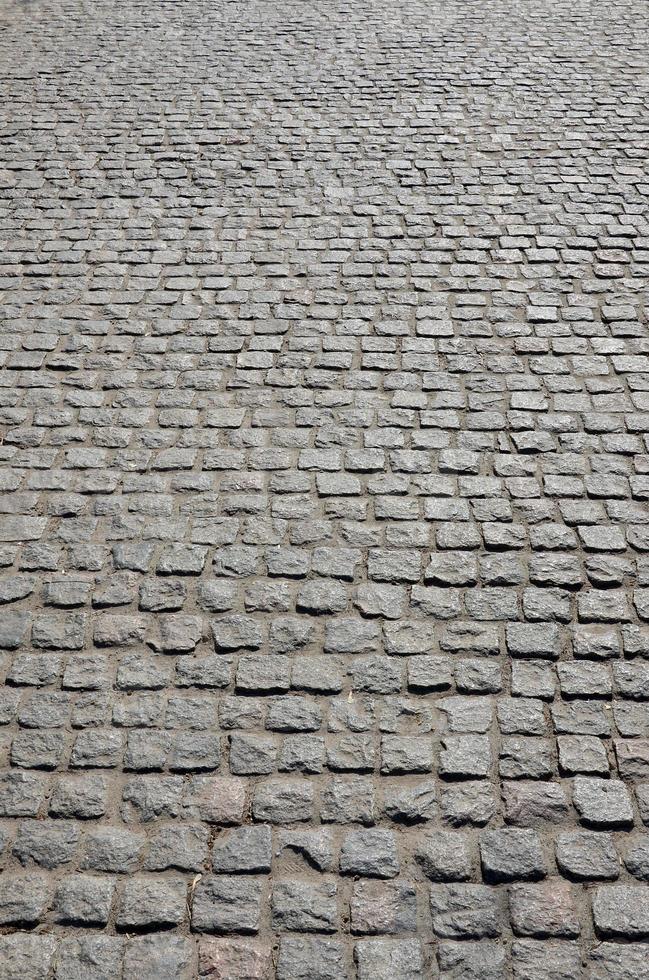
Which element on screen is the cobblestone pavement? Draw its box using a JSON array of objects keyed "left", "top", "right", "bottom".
[{"left": 1, "top": 0, "right": 649, "bottom": 976}]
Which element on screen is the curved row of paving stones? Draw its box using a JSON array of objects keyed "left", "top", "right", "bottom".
[{"left": 1, "top": 0, "right": 649, "bottom": 976}]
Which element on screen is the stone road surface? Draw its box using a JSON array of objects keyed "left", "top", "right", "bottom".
[{"left": 1, "top": 0, "right": 649, "bottom": 976}]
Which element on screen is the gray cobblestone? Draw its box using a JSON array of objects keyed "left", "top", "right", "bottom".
[{"left": 1, "top": 0, "right": 649, "bottom": 971}]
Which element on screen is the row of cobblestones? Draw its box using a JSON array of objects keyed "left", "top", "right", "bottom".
[{"left": 2, "top": 0, "right": 649, "bottom": 976}]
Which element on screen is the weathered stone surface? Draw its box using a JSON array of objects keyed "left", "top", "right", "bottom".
[
  {"left": 556, "top": 832, "right": 620, "bottom": 881},
  {"left": 123, "top": 936, "right": 194, "bottom": 980},
  {"left": 593, "top": 885, "right": 649, "bottom": 938},
  {"left": 0, "top": 935, "right": 58, "bottom": 980},
  {"left": 340, "top": 829, "right": 399, "bottom": 878},
  {"left": 509, "top": 880, "right": 581, "bottom": 937},
  {"left": 212, "top": 826, "right": 272, "bottom": 874},
  {"left": 355, "top": 939, "right": 425, "bottom": 980},
  {"left": 0, "top": 872, "right": 50, "bottom": 925},
  {"left": 271, "top": 878, "right": 339, "bottom": 933},
  {"left": 116, "top": 875, "right": 187, "bottom": 928},
  {"left": 512, "top": 940, "right": 584, "bottom": 980},
  {"left": 198, "top": 938, "right": 271, "bottom": 979},
  {"left": 572, "top": 777, "right": 634, "bottom": 828},
  {"left": 276, "top": 937, "right": 347, "bottom": 980},
  {"left": 13, "top": 820, "right": 80, "bottom": 869},
  {"left": 350, "top": 880, "right": 417, "bottom": 935},
  {"left": 191, "top": 876, "right": 262, "bottom": 934},
  {"left": 480, "top": 829, "right": 547, "bottom": 883},
  {"left": 414, "top": 831, "right": 475, "bottom": 882},
  {"left": 55, "top": 937, "right": 124, "bottom": 980},
  {"left": 54, "top": 874, "right": 114, "bottom": 925},
  {"left": 430, "top": 883, "right": 505, "bottom": 939},
  {"left": 437, "top": 942, "right": 506, "bottom": 980},
  {"left": 589, "top": 942, "right": 649, "bottom": 980},
  {"left": 0, "top": 1, "right": 647, "bottom": 971}
]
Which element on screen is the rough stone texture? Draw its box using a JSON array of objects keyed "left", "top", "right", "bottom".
[{"left": 0, "top": 0, "right": 648, "bottom": 974}]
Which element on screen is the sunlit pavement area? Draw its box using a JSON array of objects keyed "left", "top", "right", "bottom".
[{"left": 1, "top": 1, "right": 649, "bottom": 976}]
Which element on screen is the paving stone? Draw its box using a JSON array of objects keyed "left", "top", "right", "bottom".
[
  {"left": 13, "top": 819, "right": 80, "bottom": 869},
  {"left": 354, "top": 939, "right": 425, "bottom": 980},
  {"left": 0, "top": 935, "right": 58, "bottom": 980},
  {"left": 0, "top": 612, "right": 32, "bottom": 649},
  {"left": 144, "top": 823, "right": 209, "bottom": 871},
  {"left": 252, "top": 779, "right": 314, "bottom": 824},
  {"left": 199, "top": 938, "right": 272, "bottom": 979},
  {"left": 272, "top": 878, "right": 338, "bottom": 933},
  {"left": 81, "top": 826, "right": 144, "bottom": 873},
  {"left": 0, "top": 872, "right": 50, "bottom": 925},
  {"left": 437, "top": 941, "right": 506, "bottom": 979},
  {"left": 439, "top": 736, "right": 492, "bottom": 778},
  {"left": 592, "top": 885, "right": 649, "bottom": 938},
  {"left": 350, "top": 879, "right": 417, "bottom": 935},
  {"left": 55, "top": 937, "right": 125, "bottom": 980},
  {"left": 116, "top": 875, "right": 187, "bottom": 928},
  {"left": 555, "top": 832, "right": 620, "bottom": 881},
  {"left": 212, "top": 825, "right": 272, "bottom": 874},
  {"left": 276, "top": 937, "right": 347, "bottom": 980},
  {"left": 557, "top": 735, "right": 610, "bottom": 775},
  {"left": 480, "top": 829, "right": 547, "bottom": 883},
  {"left": 414, "top": 831, "right": 475, "bottom": 882},
  {"left": 277, "top": 828, "right": 335, "bottom": 872},
  {"left": 615, "top": 739, "right": 649, "bottom": 781},
  {"left": 512, "top": 940, "right": 584, "bottom": 980},
  {"left": 54, "top": 874, "right": 115, "bottom": 925},
  {"left": 381, "top": 735, "right": 434, "bottom": 774},
  {"left": 623, "top": 835, "right": 649, "bottom": 880},
  {"left": 503, "top": 782, "right": 570, "bottom": 827},
  {"left": 589, "top": 942, "right": 649, "bottom": 980},
  {"left": 182, "top": 776, "right": 247, "bottom": 825},
  {"left": 430, "top": 883, "right": 505, "bottom": 938},
  {"left": 191, "top": 875, "right": 262, "bottom": 934},
  {"left": 123, "top": 936, "right": 194, "bottom": 980},
  {"left": 50, "top": 774, "right": 108, "bottom": 818},
  {"left": 509, "top": 880, "right": 581, "bottom": 937},
  {"left": 572, "top": 777, "right": 634, "bottom": 828},
  {"left": 340, "top": 829, "right": 400, "bottom": 878}
]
